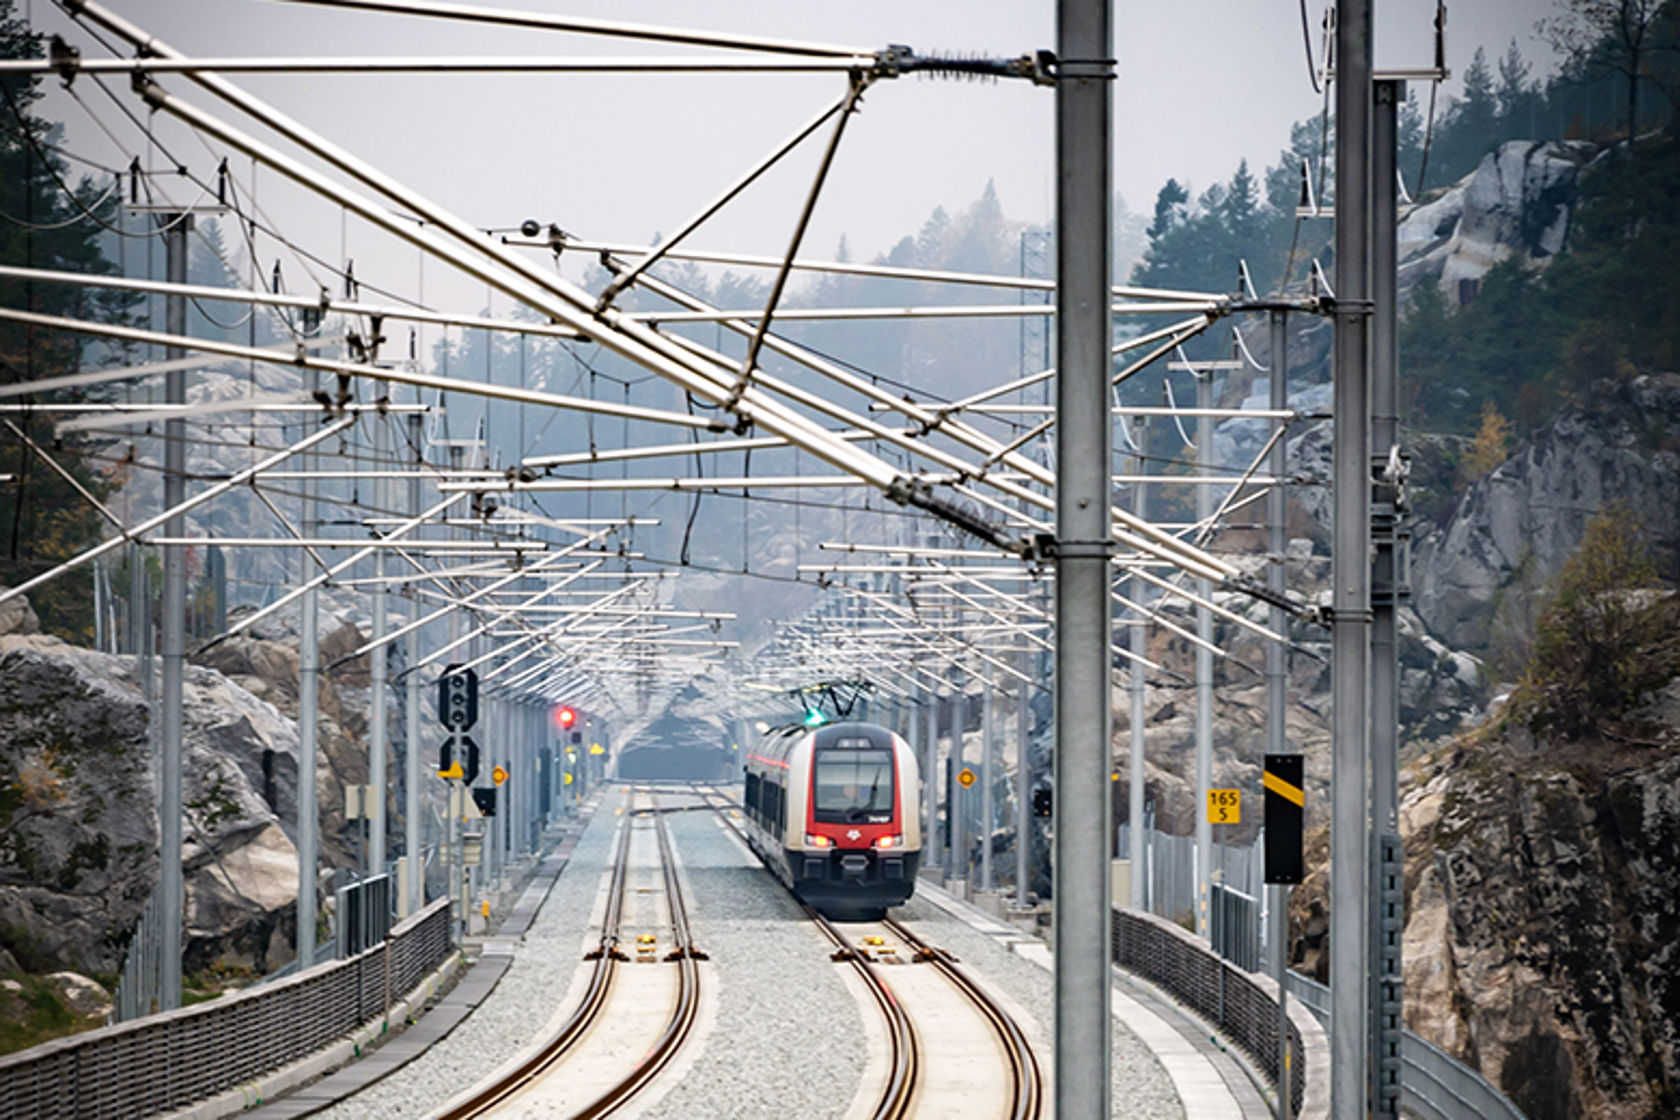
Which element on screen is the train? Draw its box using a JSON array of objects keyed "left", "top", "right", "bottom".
[{"left": 740, "top": 720, "right": 923, "bottom": 918}]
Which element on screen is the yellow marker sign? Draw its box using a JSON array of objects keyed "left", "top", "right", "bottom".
[
  {"left": 492, "top": 765, "right": 508, "bottom": 787},
  {"left": 563, "top": 772, "right": 575, "bottom": 786},
  {"left": 1262, "top": 769, "right": 1305, "bottom": 806},
  {"left": 437, "top": 760, "right": 463, "bottom": 780},
  {"left": 957, "top": 767, "right": 976, "bottom": 789},
  {"left": 1208, "top": 788, "right": 1241, "bottom": 824},
  {"left": 590, "top": 743, "right": 605, "bottom": 756}
]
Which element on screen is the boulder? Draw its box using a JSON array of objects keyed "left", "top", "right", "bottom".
[
  {"left": 0, "top": 589, "right": 40, "bottom": 637},
  {"left": 0, "top": 633, "right": 308, "bottom": 979}
]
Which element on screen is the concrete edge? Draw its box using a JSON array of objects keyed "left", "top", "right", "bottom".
[{"left": 158, "top": 950, "right": 466, "bottom": 1120}]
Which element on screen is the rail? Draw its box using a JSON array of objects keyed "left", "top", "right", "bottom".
[
  {"left": 0, "top": 897, "right": 453, "bottom": 1120},
  {"left": 694, "top": 784, "right": 921, "bottom": 1119},
  {"left": 1283, "top": 972, "right": 1528, "bottom": 1120},
  {"left": 1112, "top": 906, "right": 1329, "bottom": 1120},
  {"left": 883, "top": 915, "right": 1042, "bottom": 1120},
  {"left": 436, "top": 813, "right": 634, "bottom": 1118}
]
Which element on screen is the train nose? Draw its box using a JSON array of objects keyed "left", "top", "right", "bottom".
[{"left": 839, "top": 853, "right": 870, "bottom": 881}]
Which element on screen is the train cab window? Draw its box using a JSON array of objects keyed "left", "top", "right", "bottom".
[{"left": 813, "top": 744, "right": 894, "bottom": 824}]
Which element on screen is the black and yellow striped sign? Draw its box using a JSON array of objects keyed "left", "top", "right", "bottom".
[{"left": 1264, "top": 753, "right": 1304, "bottom": 885}]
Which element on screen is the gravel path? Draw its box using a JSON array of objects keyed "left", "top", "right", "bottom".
[
  {"left": 638, "top": 796, "right": 867, "bottom": 1120},
  {"left": 316, "top": 790, "right": 626, "bottom": 1120}
]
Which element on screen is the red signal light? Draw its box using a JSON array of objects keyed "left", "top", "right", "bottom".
[{"left": 555, "top": 705, "right": 577, "bottom": 730}]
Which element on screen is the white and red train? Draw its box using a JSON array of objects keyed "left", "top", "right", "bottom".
[{"left": 740, "top": 721, "right": 923, "bottom": 918}]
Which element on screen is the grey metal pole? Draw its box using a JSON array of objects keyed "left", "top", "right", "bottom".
[
  {"left": 158, "top": 214, "right": 190, "bottom": 1011},
  {"left": 980, "top": 665, "right": 994, "bottom": 893},
  {"left": 369, "top": 415, "right": 389, "bottom": 875},
  {"left": 1053, "top": 0, "right": 1115, "bottom": 1111},
  {"left": 1129, "top": 425, "right": 1148, "bottom": 911},
  {"left": 1195, "top": 368, "right": 1214, "bottom": 938},
  {"left": 1369, "top": 77, "right": 1405, "bottom": 1120},
  {"left": 952, "top": 677, "right": 967, "bottom": 894},
  {"left": 485, "top": 694, "right": 499, "bottom": 886},
  {"left": 924, "top": 690, "right": 939, "bottom": 874},
  {"left": 1015, "top": 646, "right": 1031, "bottom": 906},
  {"left": 1331, "top": 0, "right": 1375, "bottom": 1113},
  {"left": 1268, "top": 309, "right": 1294, "bottom": 1120},
  {"left": 296, "top": 313, "right": 323, "bottom": 970},
  {"left": 403, "top": 411, "right": 423, "bottom": 915}
]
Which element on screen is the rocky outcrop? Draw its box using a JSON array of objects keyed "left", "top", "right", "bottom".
[
  {"left": 1412, "top": 374, "right": 1680, "bottom": 651},
  {"left": 1398, "top": 732, "right": 1680, "bottom": 1120},
  {"left": 0, "top": 627, "right": 305, "bottom": 981},
  {"left": 195, "top": 617, "right": 381, "bottom": 870},
  {"left": 1399, "top": 140, "right": 1600, "bottom": 305}
]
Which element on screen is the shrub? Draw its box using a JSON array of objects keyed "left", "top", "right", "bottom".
[{"left": 1510, "top": 508, "right": 1679, "bottom": 739}]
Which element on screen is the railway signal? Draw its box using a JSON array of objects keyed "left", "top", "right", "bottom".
[
  {"left": 437, "top": 665, "right": 478, "bottom": 731},
  {"left": 439, "top": 734, "right": 480, "bottom": 787},
  {"left": 554, "top": 704, "right": 577, "bottom": 730},
  {"left": 471, "top": 788, "right": 498, "bottom": 817}
]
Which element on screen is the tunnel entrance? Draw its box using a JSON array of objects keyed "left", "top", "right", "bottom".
[{"left": 616, "top": 745, "right": 733, "bottom": 781}]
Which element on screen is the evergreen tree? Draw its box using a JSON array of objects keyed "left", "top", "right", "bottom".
[
  {"left": 1220, "top": 159, "right": 1262, "bottom": 244},
  {"left": 1146, "top": 179, "right": 1188, "bottom": 240},
  {"left": 0, "top": 0, "right": 135, "bottom": 640},
  {"left": 1496, "top": 39, "right": 1539, "bottom": 140}
]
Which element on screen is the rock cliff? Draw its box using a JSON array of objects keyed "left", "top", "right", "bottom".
[
  {"left": 1412, "top": 373, "right": 1680, "bottom": 651},
  {"left": 1398, "top": 698, "right": 1680, "bottom": 1120}
]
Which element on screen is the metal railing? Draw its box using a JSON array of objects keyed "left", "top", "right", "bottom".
[
  {"left": 1284, "top": 972, "right": 1529, "bottom": 1120},
  {"left": 0, "top": 898, "right": 452, "bottom": 1120},
  {"left": 1113, "top": 906, "right": 1318, "bottom": 1118}
]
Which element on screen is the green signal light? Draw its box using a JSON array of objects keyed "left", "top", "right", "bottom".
[{"left": 802, "top": 708, "right": 827, "bottom": 728}]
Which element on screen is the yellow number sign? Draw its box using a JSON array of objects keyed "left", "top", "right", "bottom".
[
  {"left": 1208, "top": 788, "right": 1241, "bottom": 824},
  {"left": 492, "top": 765, "right": 509, "bottom": 787},
  {"left": 957, "top": 767, "right": 977, "bottom": 789}
]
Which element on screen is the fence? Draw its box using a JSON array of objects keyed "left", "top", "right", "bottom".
[
  {"left": 0, "top": 898, "right": 452, "bottom": 1120},
  {"left": 1286, "top": 964, "right": 1529, "bottom": 1119},
  {"left": 1118, "top": 822, "right": 1270, "bottom": 959},
  {"left": 335, "top": 873, "right": 394, "bottom": 958},
  {"left": 111, "top": 891, "right": 163, "bottom": 1024},
  {"left": 1112, "top": 906, "right": 1325, "bottom": 1119}
]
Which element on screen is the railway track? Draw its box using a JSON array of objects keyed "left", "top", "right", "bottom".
[
  {"left": 436, "top": 789, "right": 703, "bottom": 1120},
  {"left": 692, "top": 783, "right": 1042, "bottom": 1120}
]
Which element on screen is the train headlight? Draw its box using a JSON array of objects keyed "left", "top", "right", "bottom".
[
  {"left": 875, "top": 835, "right": 901, "bottom": 849},
  {"left": 804, "top": 833, "right": 832, "bottom": 848}
]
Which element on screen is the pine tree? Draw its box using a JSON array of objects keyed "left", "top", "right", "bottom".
[
  {"left": 1146, "top": 179, "right": 1188, "bottom": 241},
  {"left": 0, "top": 0, "right": 135, "bottom": 640}
]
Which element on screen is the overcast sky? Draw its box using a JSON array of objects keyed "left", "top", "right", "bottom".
[{"left": 29, "top": 0, "right": 1560, "bottom": 306}]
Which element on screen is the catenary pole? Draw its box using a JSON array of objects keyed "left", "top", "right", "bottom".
[
  {"left": 158, "top": 214, "right": 190, "bottom": 1011},
  {"left": 925, "top": 689, "right": 940, "bottom": 873},
  {"left": 1269, "top": 308, "right": 1294, "bottom": 1120},
  {"left": 296, "top": 310, "right": 323, "bottom": 971},
  {"left": 369, "top": 413, "right": 389, "bottom": 875},
  {"left": 403, "top": 410, "right": 424, "bottom": 916},
  {"left": 1053, "top": 0, "right": 1115, "bottom": 1113},
  {"left": 1129, "top": 423, "right": 1148, "bottom": 910},
  {"left": 1369, "top": 77, "right": 1405, "bottom": 1120},
  {"left": 1331, "top": 0, "right": 1375, "bottom": 1114},
  {"left": 1015, "top": 645, "right": 1032, "bottom": 906},
  {"left": 981, "top": 664, "right": 994, "bottom": 893},
  {"left": 1195, "top": 367, "right": 1214, "bottom": 937}
]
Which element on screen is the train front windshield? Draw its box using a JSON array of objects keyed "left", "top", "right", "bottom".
[{"left": 814, "top": 743, "right": 895, "bottom": 822}]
